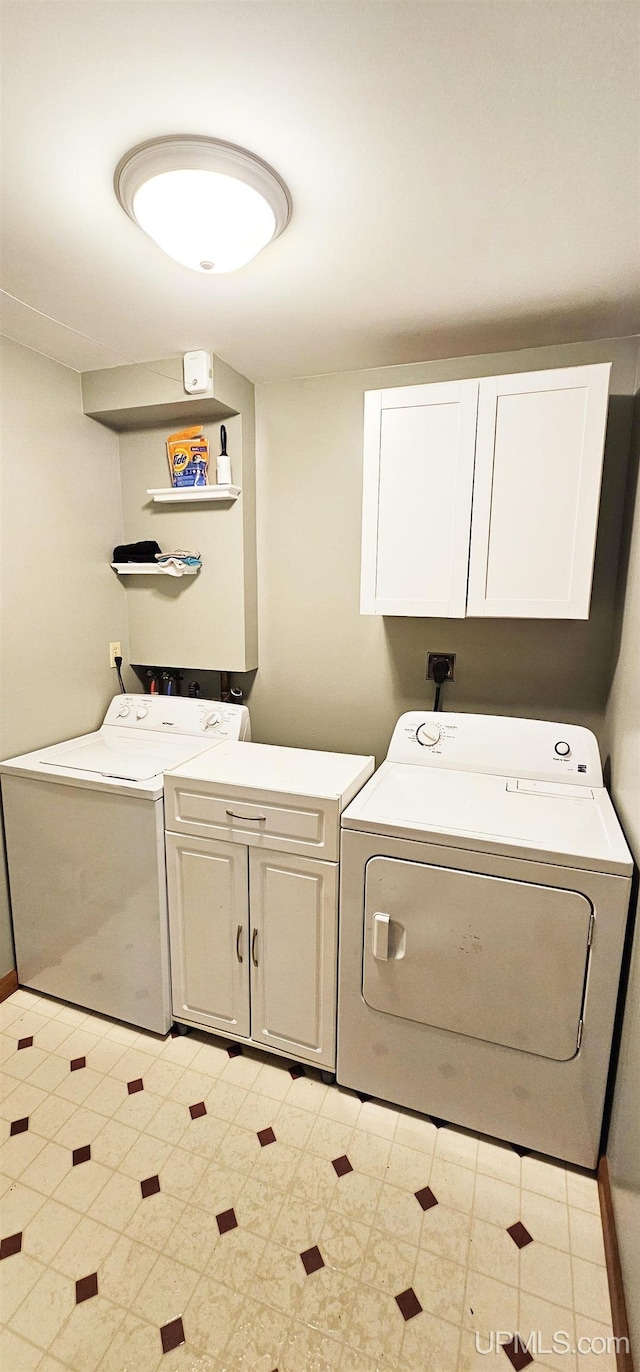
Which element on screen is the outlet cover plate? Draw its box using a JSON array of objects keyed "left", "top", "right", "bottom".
[{"left": 426, "top": 652, "right": 456, "bottom": 682}]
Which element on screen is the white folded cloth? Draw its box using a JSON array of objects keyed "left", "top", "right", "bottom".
[{"left": 155, "top": 549, "right": 202, "bottom": 577}]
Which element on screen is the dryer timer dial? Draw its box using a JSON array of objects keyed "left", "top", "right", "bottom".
[{"left": 416, "top": 722, "right": 441, "bottom": 747}]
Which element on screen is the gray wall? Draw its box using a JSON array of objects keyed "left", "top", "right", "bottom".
[
  {"left": 0, "top": 336, "right": 127, "bottom": 976},
  {"left": 250, "top": 336, "right": 638, "bottom": 761},
  {"left": 602, "top": 359, "right": 640, "bottom": 1356}
]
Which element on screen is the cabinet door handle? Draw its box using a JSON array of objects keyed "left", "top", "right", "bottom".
[
  {"left": 226, "top": 809, "right": 267, "bottom": 823},
  {"left": 236, "top": 925, "right": 244, "bottom": 963},
  {"left": 251, "top": 929, "right": 259, "bottom": 967}
]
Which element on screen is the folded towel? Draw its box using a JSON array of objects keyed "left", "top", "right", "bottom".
[
  {"left": 155, "top": 548, "right": 201, "bottom": 561},
  {"left": 155, "top": 548, "right": 202, "bottom": 577}
]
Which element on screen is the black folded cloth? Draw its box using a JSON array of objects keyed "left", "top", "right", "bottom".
[{"left": 113, "top": 541, "right": 162, "bottom": 563}]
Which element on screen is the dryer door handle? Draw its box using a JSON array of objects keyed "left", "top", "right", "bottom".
[{"left": 372, "top": 912, "right": 391, "bottom": 961}]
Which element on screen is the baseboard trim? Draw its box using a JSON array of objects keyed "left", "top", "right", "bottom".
[
  {"left": 598, "top": 1155, "right": 634, "bottom": 1372},
  {"left": 0, "top": 968, "right": 18, "bottom": 1003}
]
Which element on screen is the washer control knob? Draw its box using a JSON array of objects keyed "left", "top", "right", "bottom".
[
  {"left": 554, "top": 741, "right": 571, "bottom": 757},
  {"left": 416, "top": 722, "right": 441, "bottom": 748},
  {"left": 136, "top": 705, "right": 148, "bottom": 720},
  {"left": 204, "top": 711, "right": 221, "bottom": 730},
  {"left": 117, "top": 704, "right": 130, "bottom": 718}
]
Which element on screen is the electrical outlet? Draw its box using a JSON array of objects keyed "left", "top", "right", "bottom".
[
  {"left": 109, "top": 642, "right": 122, "bottom": 669},
  {"left": 426, "top": 652, "right": 456, "bottom": 682}
]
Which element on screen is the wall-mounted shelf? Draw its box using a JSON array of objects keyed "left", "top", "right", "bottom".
[
  {"left": 87, "top": 350, "right": 257, "bottom": 671},
  {"left": 111, "top": 563, "right": 201, "bottom": 577},
  {"left": 147, "top": 485, "right": 241, "bottom": 504},
  {"left": 81, "top": 354, "right": 238, "bottom": 432}
]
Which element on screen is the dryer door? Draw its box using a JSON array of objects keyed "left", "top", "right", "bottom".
[{"left": 362, "top": 858, "right": 592, "bottom": 1060}]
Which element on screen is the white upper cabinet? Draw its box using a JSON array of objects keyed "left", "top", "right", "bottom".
[
  {"left": 360, "top": 362, "right": 611, "bottom": 620},
  {"left": 361, "top": 380, "right": 479, "bottom": 617}
]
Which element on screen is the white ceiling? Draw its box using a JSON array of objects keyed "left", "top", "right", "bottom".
[{"left": 1, "top": 0, "right": 638, "bottom": 383}]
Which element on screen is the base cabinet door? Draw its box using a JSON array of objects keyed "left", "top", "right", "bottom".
[
  {"left": 166, "top": 832, "right": 250, "bottom": 1037},
  {"left": 249, "top": 849, "right": 338, "bottom": 1068}
]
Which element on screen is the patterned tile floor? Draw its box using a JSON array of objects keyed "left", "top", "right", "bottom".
[{"left": 0, "top": 990, "right": 616, "bottom": 1372}]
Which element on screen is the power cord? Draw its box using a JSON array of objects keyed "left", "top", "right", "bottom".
[
  {"left": 432, "top": 657, "right": 450, "bottom": 712},
  {"left": 114, "top": 655, "right": 126, "bottom": 694}
]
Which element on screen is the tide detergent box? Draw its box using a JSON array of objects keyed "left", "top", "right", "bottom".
[{"left": 166, "top": 426, "right": 210, "bottom": 487}]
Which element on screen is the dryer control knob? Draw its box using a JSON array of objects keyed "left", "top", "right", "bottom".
[
  {"left": 136, "top": 706, "right": 148, "bottom": 720},
  {"left": 416, "top": 722, "right": 441, "bottom": 747},
  {"left": 555, "top": 741, "right": 571, "bottom": 757},
  {"left": 117, "top": 705, "right": 130, "bottom": 718},
  {"left": 204, "top": 711, "right": 221, "bottom": 730}
]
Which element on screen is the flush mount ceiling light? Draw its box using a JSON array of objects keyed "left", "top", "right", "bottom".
[{"left": 114, "top": 135, "right": 292, "bottom": 274}]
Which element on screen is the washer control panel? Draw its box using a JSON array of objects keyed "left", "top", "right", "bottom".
[
  {"left": 387, "top": 712, "right": 602, "bottom": 786},
  {"left": 103, "top": 695, "right": 251, "bottom": 741}
]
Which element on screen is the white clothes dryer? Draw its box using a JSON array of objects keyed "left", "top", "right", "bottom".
[
  {"left": 1, "top": 695, "right": 250, "bottom": 1033},
  {"left": 337, "top": 712, "right": 632, "bottom": 1168}
]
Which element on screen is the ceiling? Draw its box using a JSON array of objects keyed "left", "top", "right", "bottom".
[{"left": 1, "top": 0, "right": 638, "bottom": 383}]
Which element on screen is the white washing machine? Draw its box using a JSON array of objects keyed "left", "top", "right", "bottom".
[
  {"left": 0, "top": 695, "right": 250, "bottom": 1033},
  {"left": 337, "top": 712, "right": 632, "bottom": 1168}
]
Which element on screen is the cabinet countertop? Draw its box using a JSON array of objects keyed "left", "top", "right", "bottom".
[{"left": 165, "top": 740, "right": 375, "bottom": 803}]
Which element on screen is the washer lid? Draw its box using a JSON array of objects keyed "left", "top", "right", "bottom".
[
  {"left": 0, "top": 727, "right": 219, "bottom": 796},
  {"left": 37, "top": 731, "right": 210, "bottom": 782},
  {"left": 341, "top": 761, "right": 632, "bottom": 875}
]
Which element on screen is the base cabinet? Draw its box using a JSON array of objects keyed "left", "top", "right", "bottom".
[{"left": 166, "top": 833, "right": 338, "bottom": 1069}]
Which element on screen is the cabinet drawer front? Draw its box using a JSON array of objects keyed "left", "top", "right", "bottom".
[{"left": 166, "top": 780, "right": 339, "bottom": 858}]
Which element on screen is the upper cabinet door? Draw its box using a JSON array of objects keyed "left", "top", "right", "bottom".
[
  {"left": 467, "top": 364, "right": 611, "bottom": 619},
  {"left": 360, "top": 380, "right": 479, "bottom": 616}
]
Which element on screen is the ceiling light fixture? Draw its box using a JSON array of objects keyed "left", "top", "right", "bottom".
[{"left": 114, "top": 135, "right": 292, "bottom": 274}]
